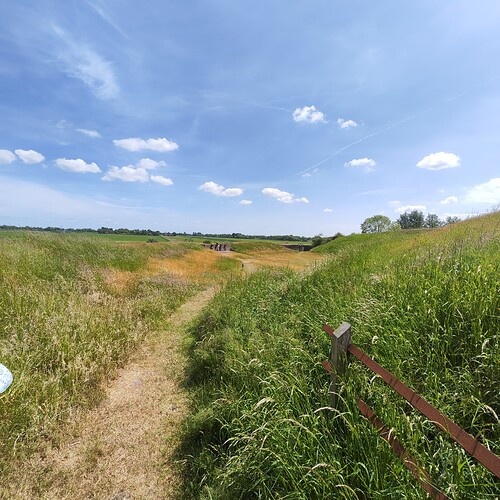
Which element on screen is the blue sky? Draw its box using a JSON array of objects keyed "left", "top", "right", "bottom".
[{"left": 1, "top": 1, "right": 499, "bottom": 235}]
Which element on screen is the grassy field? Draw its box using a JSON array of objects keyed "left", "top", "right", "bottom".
[
  {"left": 180, "top": 212, "right": 500, "bottom": 498},
  {"left": 0, "top": 232, "right": 203, "bottom": 475},
  {"left": 0, "top": 230, "right": 170, "bottom": 242},
  {"left": 0, "top": 229, "right": 318, "bottom": 481}
]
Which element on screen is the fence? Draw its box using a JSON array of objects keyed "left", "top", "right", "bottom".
[{"left": 322, "top": 322, "right": 500, "bottom": 499}]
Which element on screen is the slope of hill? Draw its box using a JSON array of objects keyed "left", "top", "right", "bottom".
[{"left": 181, "top": 212, "right": 500, "bottom": 498}]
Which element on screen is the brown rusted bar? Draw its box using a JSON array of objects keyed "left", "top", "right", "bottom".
[
  {"left": 349, "top": 343, "right": 500, "bottom": 479},
  {"left": 357, "top": 399, "right": 449, "bottom": 500},
  {"left": 322, "top": 359, "right": 332, "bottom": 374}
]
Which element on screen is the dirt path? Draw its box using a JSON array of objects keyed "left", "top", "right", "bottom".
[{"left": 5, "top": 287, "right": 216, "bottom": 500}]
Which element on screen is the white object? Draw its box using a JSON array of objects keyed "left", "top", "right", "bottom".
[{"left": 0, "top": 363, "right": 13, "bottom": 393}]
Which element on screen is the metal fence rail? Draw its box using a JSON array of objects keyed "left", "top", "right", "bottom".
[{"left": 322, "top": 322, "right": 500, "bottom": 498}]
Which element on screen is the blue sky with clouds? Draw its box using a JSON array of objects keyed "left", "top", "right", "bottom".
[{"left": 1, "top": 1, "right": 499, "bottom": 235}]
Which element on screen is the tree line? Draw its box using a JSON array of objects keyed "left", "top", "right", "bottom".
[
  {"left": 360, "top": 211, "right": 461, "bottom": 233},
  {"left": 0, "top": 225, "right": 310, "bottom": 241}
]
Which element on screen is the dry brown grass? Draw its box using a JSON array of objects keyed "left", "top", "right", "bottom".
[
  {"left": 149, "top": 249, "right": 226, "bottom": 283},
  {"left": 230, "top": 248, "right": 323, "bottom": 271}
]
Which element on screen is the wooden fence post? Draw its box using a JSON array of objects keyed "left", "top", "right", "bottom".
[{"left": 323, "top": 322, "right": 351, "bottom": 409}]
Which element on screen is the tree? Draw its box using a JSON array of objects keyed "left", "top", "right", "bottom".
[
  {"left": 444, "top": 215, "right": 460, "bottom": 225},
  {"left": 398, "top": 210, "right": 424, "bottom": 229},
  {"left": 311, "top": 234, "right": 324, "bottom": 247},
  {"left": 361, "top": 215, "right": 392, "bottom": 233},
  {"left": 424, "top": 213, "right": 442, "bottom": 228}
]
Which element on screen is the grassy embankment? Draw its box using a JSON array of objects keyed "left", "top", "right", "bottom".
[
  {"left": 181, "top": 212, "right": 500, "bottom": 499},
  {"left": 0, "top": 231, "right": 204, "bottom": 475}
]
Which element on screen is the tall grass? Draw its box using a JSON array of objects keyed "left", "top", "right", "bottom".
[
  {"left": 180, "top": 213, "right": 500, "bottom": 498},
  {"left": 0, "top": 232, "right": 196, "bottom": 474}
]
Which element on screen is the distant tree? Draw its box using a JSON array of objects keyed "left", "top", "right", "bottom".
[
  {"left": 311, "top": 234, "right": 324, "bottom": 248},
  {"left": 424, "top": 213, "right": 442, "bottom": 228},
  {"left": 361, "top": 215, "right": 392, "bottom": 233},
  {"left": 444, "top": 215, "right": 461, "bottom": 225},
  {"left": 398, "top": 210, "right": 425, "bottom": 229},
  {"left": 389, "top": 221, "right": 401, "bottom": 231}
]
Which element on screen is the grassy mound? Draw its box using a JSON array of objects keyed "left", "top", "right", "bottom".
[
  {"left": 0, "top": 232, "right": 197, "bottom": 474},
  {"left": 181, "top": 213, "right": 500, "bottom": 498}
]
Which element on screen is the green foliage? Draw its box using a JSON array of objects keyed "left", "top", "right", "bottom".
[
  {"left": 424, "top": 213, "right": 442, "bottom": 228},
  {"left": 311, "top": 233, "right": 343, "bottom": 248},
  {"left": 180, "top": 212, "right": 500, "bottom": 498},
  {"left": 398, "top": 210, "right": 425, "bottom": 229},
  {"left": 361, "top": 214, "right": 392, "bottom": 233},
  {"left": 0, "top": 232, "right": 195, "bottom": 474}
]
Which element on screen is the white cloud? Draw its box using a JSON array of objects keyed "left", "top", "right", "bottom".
[
  {"left": 15, "top": 149, "right": 45, "bottom": 164},
  {"left": 302, "top": 172, "right": 311, "bottom": 178},
  {"left": 394, "top": 204, "right": 427, "bottom": 214},
  {"left": 292, "top": 105, "right": 326, "bottom": 124},
  {"left": 0, "top": 149, "right": 16, "bottom": 164},
  {"left": 54, "top": 26, "right": 119, "bottom": 100},
  {"left": 239, "top": 199, "right": 252, "bottom": 205},
  {"left": 323, "top": 208, "right": 332, "bottom": 213},
  {"left": 337, "top": 118, "right": 358, "bottom": 129},
  {"left": 440, "top": 195, "right": 458, "bottom": 205},
  {"left": 416, "top": 152, "right": 460, "bottom": 170},
  {"left": 55, "top": 158, "right": 101, "bottom": 173},
  {"left": 102, "top": 165, "right": 149, "bottom": 183},
  {"left": 345, "top": 158, "right": 376, "bottom": 173},
  {"left": 113, "top": 137, "right": 179, "bottom": 152},
  {"left": 199, "top": 181, "right": 243, "bottom": 197},
  {"left": 77, "top": 128, "right": 101, "bottom": 138},
  {"left": 262, "top": 187, "right": 309, "bottom": 204},
  {"left": 466, "top": 178, "right": 500, "bottom": 204},
  {"left": 150, "top": 175, "right": 173, "bottom": 186},
  {"left": 137, "top": 158, "right": 166, "bottom": 170}
]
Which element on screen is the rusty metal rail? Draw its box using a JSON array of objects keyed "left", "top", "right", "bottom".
[
  {"left": 357, "top": 399, "right": 450, "bottom": 500},
  {"left": 322, "top": 323, "right": 500, "bottom": 481}
]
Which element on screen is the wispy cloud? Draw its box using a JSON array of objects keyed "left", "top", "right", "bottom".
[
  {"left": 199, "top": 181, "right": 243, "bottom": 197},
  {"left": 323, "top": 208, "right": 332, "bottom": 212},
  {"left": 394, "top": 204, "right": 426, "bottom": 214},
  {"left": 113, "top": 137, "right": 179, "bottom": 152},
  {"left": 77, "top": 128, "right": 101, "bottom": 138},
  {"left": 239, "top": 199, "right": 252, "bottom": 205},
  {"left": 337, "top": 118, "right": 358, "bottom": 129},
  {"left": 53, "top": 26, "right": 119, "bottom": 100},
  {"left": 102, "top": 166, "right": 149, "bottom": 183},
  {"left": 416, "top": 152, "right": 460, "bottom": 170},
  {"left": 292, "top": 105, "right": 326, "bottom": 124},
  {"left": 150, "top": 175, "right": 173, "bottom": 186},
  {"left": 466, "top": 177, "right": 500, "bottom": 203},
  {"left": 345, "top": 158, "right": 376, "bottom": 173},
  {"left": 15, "top": 149, "right": 45, "bottom": 164},
  {"left": 440, "top": 195, "right": 458, "bottom": 204},
  {"left": 0, "top": 149, "right": 16, "bottom": 164},
  {"left": 262, "top": 187, "right": 308, "bottom": 204},
  {"left": 136, "top": 158, "right": 167, "bottom": 170},
  {"left": 55, "top": 158, "right": 101, "bottom": 173}
]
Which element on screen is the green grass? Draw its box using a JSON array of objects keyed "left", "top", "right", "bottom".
[
  {"left": 0, "top": 232, "right": 197, "bottom": 475},
  {"left": 80, "top": 232, "right": 170, "bottom": 242},
  {"left": 180, "top": 212, "right": 500, "bottom": 499},
  {"left": 171, "top": 235, "right": 311, "bottom": 246}
]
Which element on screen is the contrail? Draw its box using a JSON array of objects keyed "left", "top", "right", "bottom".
[{"left": 295, "top": 74, "right": 500, "bottom": 178}]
